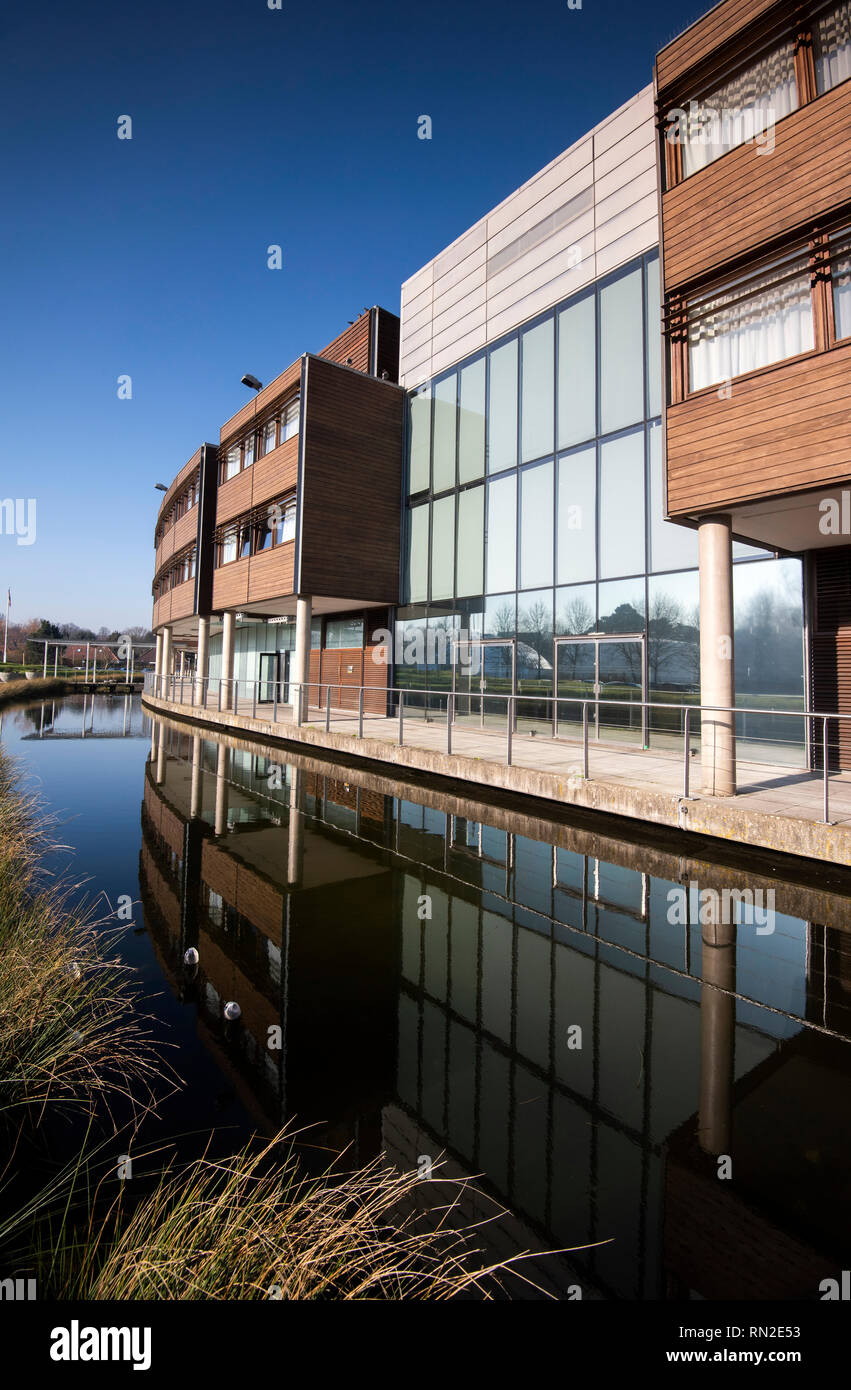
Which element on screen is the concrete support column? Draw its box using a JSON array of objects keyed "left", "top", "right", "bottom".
[
  {"left": 190, "top": 734, "right": 203, "bottom": 818},
  {"left": 154, "top": 632, "right": 163, "bottom": 680},
  {"left": 161, "top": 626, "right": 173, "bottom": 699},
  {"left": 214, "top": 743, "right": 229, "bottom": 835},
  {"left": 195, "top": 617, "right": 210, "bottom": 708},
  {"left": 292, "top": 596, "right": 312, "bottom": 726},
  {"left": 221, "top": 611, "right": 236, "bottom": 713},
  {"left": 178, "top": 649, "right": 186, "bottom": 681},
  {"left": 698, "top": 515, "right": 736, "bottom": 797},
  {"left": 698, "top": 912, "right": 736, "bottom": 1156},
  {"left": 287, "top": 767, "right": 305, "bottom": 885}
]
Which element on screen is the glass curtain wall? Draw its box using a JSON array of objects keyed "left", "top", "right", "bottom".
[{"left": 400, "top": 250, "right": 805, "bottom": 757}]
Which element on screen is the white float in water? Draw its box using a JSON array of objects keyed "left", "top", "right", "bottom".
[
  {"left": 224, "top": 1001, "right": 241, "bottom": 1021},
  {"left": 183, "top": 947, "right": 199, "bottom": 965}
]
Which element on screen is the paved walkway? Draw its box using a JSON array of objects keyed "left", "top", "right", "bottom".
[{"left": 177, "top": 692, "right": 851, "bottom": 831}]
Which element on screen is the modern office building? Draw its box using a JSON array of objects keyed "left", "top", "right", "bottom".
[
  {"left": 395, "top": 85, "right": 804, "bottom": 768},
  {"left": 152, "top": 2, "right": 851, "bottom": 793},
  {"left": 152, "top": 307, "right": 403, "bottom": 719}
]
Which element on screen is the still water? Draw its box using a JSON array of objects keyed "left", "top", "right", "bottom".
[{"left": 3, "top": 692, "right": 851, "bottom": 1300}]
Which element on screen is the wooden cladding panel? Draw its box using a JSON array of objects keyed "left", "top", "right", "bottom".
[
  {"left": 169, "top": 579, "right": 196, "bottom": 623},
  {"left": 812, "top": 549, "right": 851, "bottom": 769},
  {"left": 155, "top": 449, "right": 202, "bottom": 532},
  {"left": 245, "top": 542, "right": 295, "bottom": 603},
  {"left": 318, "top": 314, "right": 371, "bottom": 374},
  {"left": 662, "top": 82, "right": 851, "bottom": 289},
  {"left": 656, "top": 0, "right": 783, "bottom": 98},
  {"left": 219, "top": 361, "right": 301, "bottom": 446},
  {"left": 666, "top": 343, "right": 851, "bottom": 514},
  {"left": 212, "top": 556, "right": 250, "bottom": 609},
  {"left": 251, "top": 435, "right": 299, "bottom": 511},
  {"left": 215, "top": 469, "right": 253, "bottom": 527},
  {"left": 154, "top": 509, "right": 197, "bottom": 585},
  {"left": 300, "top": 357, "right": 403, "bottom": 601}
]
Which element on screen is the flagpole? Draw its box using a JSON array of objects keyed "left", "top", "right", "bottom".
[{"left": 2, "top": 590, "right": 9, "bottom": 665}]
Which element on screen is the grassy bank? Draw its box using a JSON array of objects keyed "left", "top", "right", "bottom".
[
  {"left": 0, "top": 677, "right": 78, "bottom": 710},
  {"left": 0, "top": 749, "right": 536, "bottom": 1299}
]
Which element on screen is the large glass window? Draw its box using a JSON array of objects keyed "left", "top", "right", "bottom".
[
  {"left": 486, "top": 474, "right": 517, "bottom": 593},
  {"left": 488, "top": 339, "right": 518, "bottom": 474},
  {"left": 814, "top": 1, "right": 851, "bottom": 95},
  {"left": 521, "top": 317, "right": 554, "bottom": 463},
  {"left": 224, "top": 445, "right": 240, "bottom": 481},
  {"left": 831, "top": 228, "right": 851, "bottom": 340},
  {"left": 557, "top": 292, "right": 596, "bottom": 450},
  {"left": 431, "top": 495, "right": 455, "bottom": 600},
  {"left": 456, "top": 485, "right": 484, "bottom": 597},
  {"left": 557, "top": 445, "right": 596, "bottom": 585},
  {"left": 458, "top": 357, "right": 486, "bottom": 482},
  {"left": 281, "top": 397, "right": 300, "bottom": 442},
  {"left": 600, "top": 268, "right": 644, "bottom": 435},
  {"left": 520, "top": 460, "right": 553, "bottom": 590},
  {"left": 325, "top": 617, "right": 365, "bottom": 648},
  {"left": 556, "top": 584, "right": 596, "bottom": 635},
  {"left": 243, "top": 434, "right": 255, "bottom": 469},
  {"left": 221, "top": 527, "right": 238, "bottom": 565},
  {"left": 688, "top": 253, "right": 814, "bottom": 391},
  {"left": 262, "top": 419, "right": 277, "bottom": 456},
  {"left": 648, "top": 421, "right": 698, "bottom": 572},
  {"left": 645, "top": 255, "right": 661, "bottom": 418},
  {"left": 432, "top": 373, "right": 457, "bottom": 493},
  {"left": 676, "top": 42, "right": 798, "bottom": 177},
  {"left": 599, "top": 429, "right": 645, "bottom": 580},
  {"left": 407, "top": 504, "right": 429, "bottom": 602},
  {"left": 408, "top": 386, "right": 431, "bottom": 494}
]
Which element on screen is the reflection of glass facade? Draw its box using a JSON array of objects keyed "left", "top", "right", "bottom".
[{"left": 400, "top": 250, "right": 805, "bottom": 747}]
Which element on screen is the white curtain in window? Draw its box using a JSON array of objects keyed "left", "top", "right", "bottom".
[
  {"left": 225, "top": 446, "right": 240, "bottom": 480},
  {"left": 816, "top": 1, "right": 851, "bottom": 92},
  {"left": 688, "top": 260, "right": 814, "bottom": 391},
  {"left": 681, "top": 42, "right": 798, "bottom": 175}
]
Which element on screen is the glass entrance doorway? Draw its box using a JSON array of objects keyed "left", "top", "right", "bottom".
[
  {"left": 452, "top": 640, "right": 515, "bottom": 729},
  {"left": 554, "top": 635, "right": 645, "bottom": 744},
  {"left": 258, "top": 651, "right": 291, "bottom": 705}
]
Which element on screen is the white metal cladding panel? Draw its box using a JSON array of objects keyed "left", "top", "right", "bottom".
[{"left": 399, "top": 85, "right": 657, "bottom": 387}]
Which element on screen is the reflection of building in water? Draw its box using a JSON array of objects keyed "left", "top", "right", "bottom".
[{"left": 140, "top": 716, "right": 851, "bottom": 1299}]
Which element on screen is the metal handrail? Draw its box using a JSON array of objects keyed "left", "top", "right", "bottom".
[{"left": 144, "top": 672, "right": 840, "bottom": 822}]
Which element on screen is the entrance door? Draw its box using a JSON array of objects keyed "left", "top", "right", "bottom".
[
  {"left": 555, "top": 635, "right": 645, "bottom": 744},
  {"left": 452, "top": 639, "right": 516, "bottom": 728},
  {"left": 258, "top": 653, "right": 278, "bottom": 704}
]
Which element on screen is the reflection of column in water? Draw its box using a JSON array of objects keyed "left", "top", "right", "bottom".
[
  {"left": 190, "top": 735, "right": 202, "bottom": 819},
  {"left": 214, "top": 743, "right": 229, "bottom": 836},
  {"left": 155, "top": 722, "right": 166, "bottom": 785},
  {"left": 41, "top": 704, "right": 46, "bottom": 738},
  {"left": 698, "top": 906, "right": 736, "bottom": 1156},
  {"left": 122, "top": 694, "right": 131, "bottom": 736},
  {"left": 287, "top": 766, "right": 304, "bottom": 885},
  {"left": 149, "top": 713, "right": 156, "bottom": 763}
]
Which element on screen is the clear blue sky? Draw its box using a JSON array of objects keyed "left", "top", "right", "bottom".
[{"left": 0, "top": 0, "right": 703, "bottom": 629}]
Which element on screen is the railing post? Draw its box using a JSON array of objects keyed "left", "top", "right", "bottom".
[
  {"left": 273, "top": 679, "right": 278, "bottom": 724},
  {"left": 325, "top": 686, "right": 331, "bottom": 732},
  {"left": 582, "top": 701, "right": 589, "bottom": 780},
  {"left": 823, "top": 715, "right": 831, "bottom": 824},
  {"left": 218, "top": 679, "right": 222, "bottom": 713},
  {"left": 399, "top": 690, "right": 404, "bottom": 746},
  {"left": 507, "top": 697, "right": 513, "bottom": 766},
  {"left": 252, "top": 680, "right": 257, "bottom": 720},
  {"left": 446, "top": 693, "right": 453, "bottom": 754},
  {"left": 358, "top": 686, "right": 364, "bottom": 739},
  {"left": 683, "top": 706, "right": 691, "bottom": 799}
]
